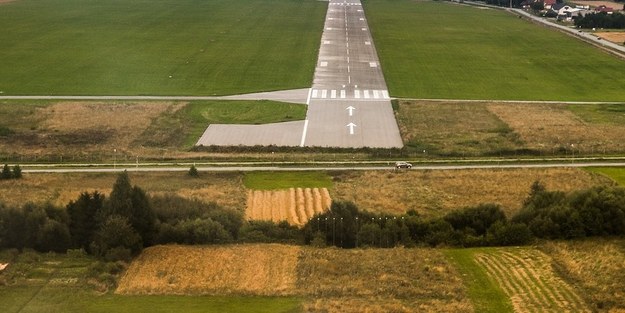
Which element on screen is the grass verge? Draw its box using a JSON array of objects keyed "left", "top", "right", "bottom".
[
  {"left": 444, "top": 248, "right": 513, "bottom": 313},
  {"left": 585, "top": 167, "right": 625, "bottom": 185},
  {"left": 244, "top": 171, "right": 333, "bottom": 190}
]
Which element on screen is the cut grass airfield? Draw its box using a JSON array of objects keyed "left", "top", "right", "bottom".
[
  {"left": 366, "top": 0, "right": 625, "bottom": 101},
  {"left": 0, "top": 0, "right": 325, "bottom": 96},
  {"left": 4, "top": 240, "right": 623, "bottom": 312},
  {"left": 243, "top": 172, "right": 334, "bottom": 190},
  {"left": 587, "top": 167, "right": 625, "bottom": 185}
]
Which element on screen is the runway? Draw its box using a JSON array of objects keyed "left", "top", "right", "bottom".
[
  {"left": 196, "top": 0, "right": 403, "bottom": 148},
  {"left": 301, "top": 0, "right": 403, "bottom": 148}
]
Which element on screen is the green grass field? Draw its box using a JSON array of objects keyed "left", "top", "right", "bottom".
[
  {"left": 0, "top": 250, "right": 301, "bottom": 313},
  {"left": 365, "top": 0, "right": 625, "bottom": 101},
  {"left": 567, "top": 103, "right": 625, "bottom": 125},
  {"left": 586, "top": 167, "right": 625, "bottom": 185},
  {"left": 444, "top": 249, "right": 514, "bottom": 313},
  {"left": 0, "top": 0, "right": 325, "bottom": 96},
  {"left": 243, "top": 171, "right": 334, "bottom": 190}
]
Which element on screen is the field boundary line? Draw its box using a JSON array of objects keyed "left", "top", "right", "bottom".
[{"left": 395, "top": 98, "right": 625, "bottom": 105}]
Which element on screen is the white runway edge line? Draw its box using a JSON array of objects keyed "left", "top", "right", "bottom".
[
  {"left": 306, "top": 88, "right": 313, "bottom": 105},
  {"left": 300, "top": 119, "right": 309, "bottom": 147}
]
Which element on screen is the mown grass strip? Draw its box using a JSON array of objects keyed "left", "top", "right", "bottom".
[
  {"left": 444, "top": 249, "right": 514, "bottom": 313},
  {"left": 244, "top": 172, "right": 333, "bottom": 190},
  {"left": 586, "top": 167, "right": 625, "bottom": 186}
]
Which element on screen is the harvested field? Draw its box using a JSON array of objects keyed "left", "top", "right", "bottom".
[
  {"left": 0, "top": 172, "right": 245, "bottom": 209},
  {"left": 116, "top": 244, "right": 300, "bottom": 295},
  {"left": 298, "top": 247, "right": 472, "bottom": 313},
  {"left": 246, "top": 188, "right": 331, "bottom": 226},
  {"left": 595, "top": 32, "right": 625, "bottom": 44},
  {"left": 487, "top": 103, "right": 625, "bottom": 154},
  {"left": 331, "top": 168, "right": 612, "bottom": 217},
  {"left": 395, "top": 101, "right": 522, "bottom": 156},
  {"left": 541, "top": 240, "right": 625, "bottom": 312},
  {"left": 475, "top": 248, "right": 590, "bottom": 313},
  {"left": 117, "top": 244, "right": 471, "bottom": 312}
]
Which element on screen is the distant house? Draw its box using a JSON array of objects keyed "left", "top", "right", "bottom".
[
  {"left": 543, "top": 0, "right": 556, "bottom": 10},
  {"left": 595, "top": 5, "right": 614, "bottom": 14},
  {"left": 551, "top": 3, "right": 588, "bottom": 20}
]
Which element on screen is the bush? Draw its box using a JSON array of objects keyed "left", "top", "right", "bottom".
[{"left": 188, "top": 165, "right": 199, "bottom": 177}]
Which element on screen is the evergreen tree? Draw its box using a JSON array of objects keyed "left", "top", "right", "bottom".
[
  {"left": 1, "top": 164, "right": 12, "bottom": 180},
  {"left": 188, "top": 165, "right": 199, "bottom": 177},
  {"left": 67, "top": 192, "right": 104, "bottom": 252},
  {"left": 12, "top": 165, "right": 22, "bottom": 179}
]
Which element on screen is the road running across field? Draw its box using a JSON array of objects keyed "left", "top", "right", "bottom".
[{"left": 20, "top": 162, "right": 625, "bottom": 173}]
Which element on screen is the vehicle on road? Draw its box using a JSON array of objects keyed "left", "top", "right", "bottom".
[{"left": 395, "top": 161, "right": 412, "bottom": 169}]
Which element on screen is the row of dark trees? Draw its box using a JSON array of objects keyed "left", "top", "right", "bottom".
[
  {"left": 2, "top": 175, "right": 625, "bottom": 259},
  {"left": 302, "top": 182, "right": 625, "bottom": 248},
  {"left": 1, "top": 164, "right": 21, "bottom": 180},
  {"left": 575, "top": 12, "right": 625, "bottom": 29}
]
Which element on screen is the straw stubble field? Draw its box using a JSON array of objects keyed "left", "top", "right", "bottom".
[{"left": 246, "top": 188, "right": 332, "bottom": 226}]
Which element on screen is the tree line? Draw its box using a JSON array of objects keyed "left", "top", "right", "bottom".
[
  {"left": 575, "top": 12, "right": 625, "bottom": 29},
  {"left": 1, "top": 164, "right": 21, "bottom": 180},
  {"left": 1, "top": 174, "right": 625, "bottom": 260}
]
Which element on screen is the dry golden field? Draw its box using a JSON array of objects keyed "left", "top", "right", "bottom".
[
  {"left": 332, "top": 168, "right": 612, "bottom": 217},
  {"left": 395, "top": 101, "right": 522, "bottom": 156},
  {"left": 116, "top": 244, "right": 472, "bottom": 312},
  {"left": 541, "top": 240, "right": 625, "bottom": 312},
  {"left": 0, "top": 172, "right": 246, "bottom": 209},
  {"left": 298, "top": 247, "right": 472, "bottom": 313},
  {"left": 475, "top": 248, "right": 590, "bottom": 312},
  {"left": 246, "top": 188, "right": 332, "bottom": 226},
  {"left": 116, "top": 244, "right": 300, "bottom": 295},
  {"left": 0, "top": 102, "right": 191, "bottom": 160},
  {"left": 487, "top": 103, "right": 625, "bottom": 154}
]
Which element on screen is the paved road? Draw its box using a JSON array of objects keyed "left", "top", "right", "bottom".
[
  {"left": 302, "top": 0, "right": 403, "bottom": 148},
  {"left": 21, "top": 162, "right": 625, "bottom": 173}
]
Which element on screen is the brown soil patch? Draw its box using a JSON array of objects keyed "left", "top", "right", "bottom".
[
  {"left": 116, "top": 244, "right": 300, "bottom": 295},
  {"left": 541, "top": 239, "right": 625, "bottom": 312},
  {"left": 476, "top": 248, "right": 590, "bottom": 312},
  {"left": 298, "top": 247, "right": 472, "bottom": 313},
  {"left": 487, "top": 103, "right": 625, "bottom": 154},
  {"left": 0, "top": 0, "right": 17, "bottom": 4},
  {"left": 246, "top": 188, "right": 331, "bottom": 226},
  {"left": 596, "top": 32, "right": 625, "bottom": 44},
  {"left": 332, "top": 168, "right": 612, "bottom": 217},
  {"left": 0, "top": 172, "right": 246, "bottom": 209}
]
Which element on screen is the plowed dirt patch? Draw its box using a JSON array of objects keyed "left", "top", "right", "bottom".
[
  {"left": 332, "top": 168, "right": 610, "bottom": 217},
  {"left": 475, "top": 248, "right": 590, "bottom": 312},
  {"left": 596, "top": 32, "right": 625, "bottom": 44},
  {"left": 487, "top": 103, "right": 625, "bottom": 153},
  {"left": 246, "top": 188, "right": 331, "bottom": 226},
  {"left": 116, "top": 244, "right": 299, "bottom": 296}
]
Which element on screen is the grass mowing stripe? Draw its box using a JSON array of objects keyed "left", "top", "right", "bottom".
[
  {"left": 444, "top": 249, "right": 514, "bottom": 313},
  {"left": 502, "top": 251, "right": 575, "bottom": 309},
  {"left": 365, "top": 0, "right": 625, "bottom": 101},
  {"left": 497, "top": 252, "right": 552, "bottom": 310},
  {"left": 243, "top": 172, "right": 333, "bottom": 190},
  {"left": 585, "top": 167, "right": 625, "bottom": 186},
  {"left": 475, "top": 253, "right": 529, "bottom": 310}
]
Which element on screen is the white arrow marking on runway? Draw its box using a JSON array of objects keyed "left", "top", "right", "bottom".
[
  {"left": 347, "top": 122, "right": 356, "bottom": 135},
  {"left": 346, "top": 106, "right": 355, "bottom": 116}
]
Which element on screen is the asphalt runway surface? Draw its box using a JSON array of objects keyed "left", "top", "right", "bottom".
[
  {"left": 301, "top": 0, "right": 403, "bottom": 148},
  {"left": 196, "top": 0, "right": 403, "bottom": 148}
]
